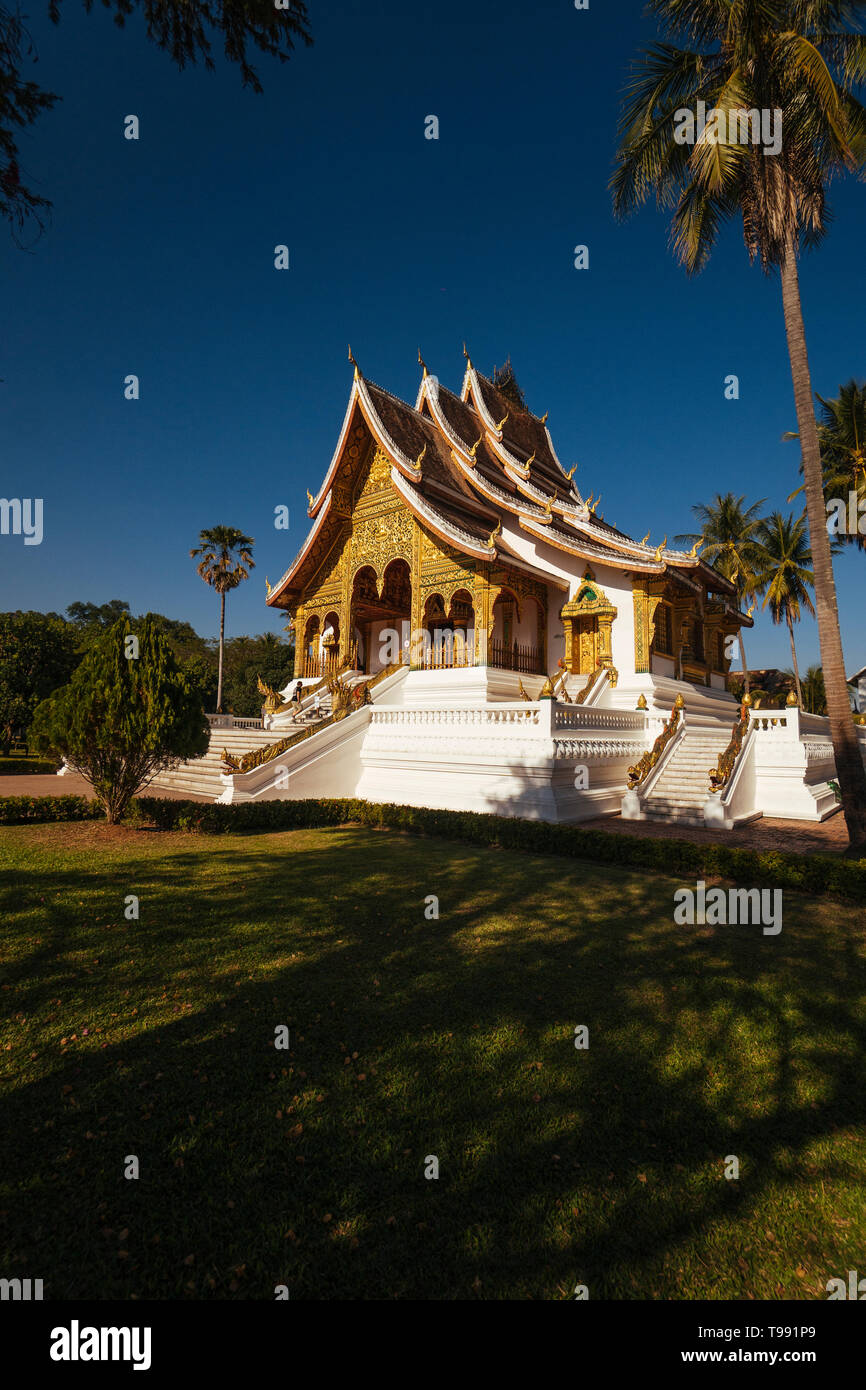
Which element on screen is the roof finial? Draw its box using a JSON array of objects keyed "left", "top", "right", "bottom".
[
  {"left": 469, "top": 435, "right": 483, "bottom": 458},
  {"left": 540, "top": 411, "right": 549, "bottom": 424},
  {"left": 486, "top": 518, "right": 501, "bottom": 550},
  {"left": 306, "top": 488, "right": 315, "bottom": 509},
  {"left": 265, "top": 576, "right": 272, "bottom": 596},
  {"left": 585, "top": 492, "right": 594, "bottom": 510},
  {"left": 566, "top": 464, "right": 577, "bottom": 481},
  {"left": 418, "top": 347, "right": 429, "bottom": 378},
  {"left": 463, "top": 341, "right": 471, "bottom": 367},
  {"left": 653, "top": 536, "right": 667, "bottom": 561},
  {"left": 640, "top": 531, "right": 650, "bottom": 546},
  {"left": 348, "top": 344, "right": 359, "bottom": 379},
  {"left": 591, "top": 494, "right": 602, "bottom": 514},
  {"left": 689, "top": 537, "right": 703, "bottom": 558},
  {"left": 494, "top": 412, "right": 509, "bottom": 432},
  {"left": 414, "top": 443, "right": 427, "bottom": 471}
]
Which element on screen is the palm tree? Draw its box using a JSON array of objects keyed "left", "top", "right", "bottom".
[
  {"left": 801, "top": 663, "right": 828, "bottom": 715},
  {"left": 786, "top": 379, "right": 866, "bottom": 551},
  {"left": 753, "top": 511, "right": 815, "bottom": 706},
  {"left": 612, "top": 0, "right": 866, "bottom": 848},
  {"left": 190, "top": 526, "right": 255, "bottom": 712},
  {"left": 675, "top": 492, "right": 766, "bottom": 692}
]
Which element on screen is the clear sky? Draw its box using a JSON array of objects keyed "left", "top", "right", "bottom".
[{"left": 2, "top": 0, "right": 864, "bottom": 673}]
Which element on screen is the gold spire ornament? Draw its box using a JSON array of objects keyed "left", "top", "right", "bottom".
[
  {"left": 747, "top": 603, "right": 755, "bottom": 618},
  {"left": 540, "top": 411, "right": 549, "bottom": 424},
  {"left": 469, "top": 435, "right": 483, "bottom": 458},
  {"left": 654, "top": 537, "right": 667, "bottom": 560},
  {"left": 640, "top": 532, "right": 650, "bottom": 546},
  {"left": 265, "top": 576, "right": 272, "bottom": 596},
  {"left": 591, "top": 494, "right": 602, "bottom": 514},
  {"left": 585, "top": 492, "right": 594, "bottom": 510},
  {"left": 486, "top": 519, "right": 502, "bottom": 550},
  {"left": 494, "top": 412, "right": 509, "bottom": 432},
  {"left": 689, "top": 538, "right": 703, "bottom": 558},
  {"left": 566, "top": 465, "right": 577, "bottom": 481},
  {"left": 463, "top": 341, "right": 472, "bottom": 369},
  {"left": 418, "top": 348, "right": 428, "bottom": 377},
  {"left": 413, "top": 443, "right": 427, "bottom": 470},
  {"left": 306, "top": 488, "right": 315, "bottom": 509},
  {"left": 348, "top": 344, "right": 359, "bottom": 377}
]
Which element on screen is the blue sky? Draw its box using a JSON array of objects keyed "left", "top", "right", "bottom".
[{"left": 2, "top": 0, "right": 864, "bottom": 672}]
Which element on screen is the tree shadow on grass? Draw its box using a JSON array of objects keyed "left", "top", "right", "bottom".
[{"left": 1, "top": 824, "right": 864, "bottom": 1299}]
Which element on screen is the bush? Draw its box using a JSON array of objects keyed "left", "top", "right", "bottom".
[
  {"left": 3, "top": 793, "right": 863, "bottom": 902},
  {"left": 0, "top": 795, "right": 104, "bottom": 824}
]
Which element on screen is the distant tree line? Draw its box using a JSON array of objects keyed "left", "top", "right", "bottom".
[{"left": 0, "top": 600, "right": 294, "bottom": 753}]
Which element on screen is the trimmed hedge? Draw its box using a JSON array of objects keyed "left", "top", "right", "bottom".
[
  {"left": 2, "top": 792, "right": 864, "bottom": 902},
  {"left": 0, "top": 795, "right": 105, "bottom": 824},
  {"left": 0, "top": 759, "right": 59, "bottom": 775}
]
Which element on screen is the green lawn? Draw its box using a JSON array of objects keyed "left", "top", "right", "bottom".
[{"left": 1, "top": 820, "right": 864, "bottom": 1300}]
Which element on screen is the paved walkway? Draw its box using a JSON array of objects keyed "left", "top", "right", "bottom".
[
  {"left": 580, "top": 811, "right": 849, "bottom": 856},
  {"left": 0, "top": 775, "right": 851, "bottom": 854},
  {"left": 0, "top": 773, "right": 211, "bottom": 802}
]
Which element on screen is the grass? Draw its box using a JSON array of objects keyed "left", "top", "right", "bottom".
[{"left": 1, "top": 819, "right": 865, "bottom": 1300}]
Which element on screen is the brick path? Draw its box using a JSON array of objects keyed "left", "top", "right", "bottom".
[{"left": 0, "top": 775, "right": 853, "bottom": 854}]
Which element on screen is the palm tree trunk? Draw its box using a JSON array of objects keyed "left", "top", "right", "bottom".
[
  {"left": 217, "top": 590, "right": 226, "bottom": 713},
  {"left": 780, "top": 230, "right": 866, "bottom": 848},
  {"left": 784, "top": 605, "right": 803, "bottom": 708},
  {"left": 739, "top": 623, "right": 750, "bottom": 695}
]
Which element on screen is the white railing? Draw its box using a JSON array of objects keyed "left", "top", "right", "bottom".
[
  {"left": 371, "top": 705, "right": 541, "bottom": 729},
  {"left": 555, "top": 705, "right": 645, "bottom": 731},
  {"left": 207, "top": 714, "right": 264, "bottom": 730}
]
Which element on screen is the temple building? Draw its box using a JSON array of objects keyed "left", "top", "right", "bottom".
[
  {"left": 153, "top": 350, "right": 853, "bottom": 827},
  {"left": 265, "top": 350, "right": 749, "bottom": 705}
]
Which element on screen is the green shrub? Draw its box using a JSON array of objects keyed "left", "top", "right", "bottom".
[
  {"left": 0, "top": 795, "right": 104, "bottom": 824},
  {"left": 3, "top": 792, "right": 863, "bottom": 902}
]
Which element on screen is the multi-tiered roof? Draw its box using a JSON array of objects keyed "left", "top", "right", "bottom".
[{"left": 266, "top": 351, "right": 741, "bottom": 609}]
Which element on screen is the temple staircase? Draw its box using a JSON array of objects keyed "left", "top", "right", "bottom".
[
  {"left": 640, "top": 726, "right": 733, "bottom": 827},
  {"left": 147, "top": 724, "right": 288, "bottom": 799}
]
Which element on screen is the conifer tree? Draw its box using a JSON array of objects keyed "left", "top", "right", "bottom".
[{"left": 31, "top": 616, "right": 209, "bottom": 822}]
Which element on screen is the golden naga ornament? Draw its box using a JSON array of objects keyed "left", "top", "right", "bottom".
[
  {"left": 413, "top": 443, "right": 427, "bottom": 471},
  {"left": 418, "top": 347, "right": 429, "bottom": 378},
  {"left": 494, "top": 412, "right": 509, "bottom": 432},
  {"left": 689, "top": 538, "right": 704, "bottom": 558},
  {"left": 540, "top": 411, "right": 549, "bottom": 424},
  {"left": 640, "top": 532, "right": 650, "bottom": 546},
  {"left": 653, "top": 537, "right": 667, "bottom": 561},
  {"left": 486, "top": 519, "right": 502, "bottom": 550},
  {"left": 265, "top": 576, "right": 272, "bottom": 596},
  {"left": 566, "top": 465, "right": 577, "bottom": 481},
  {"left": 306, "top": 489, "right": 315, "bottom": 509}
]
